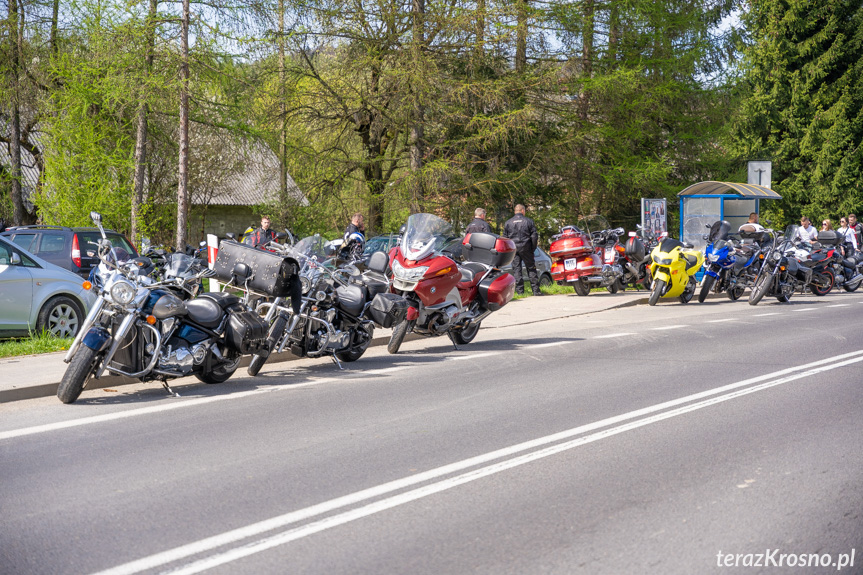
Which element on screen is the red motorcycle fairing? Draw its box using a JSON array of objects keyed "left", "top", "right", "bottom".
[{"left": 392, "top": 249, "right": 462, "bottom": 306}]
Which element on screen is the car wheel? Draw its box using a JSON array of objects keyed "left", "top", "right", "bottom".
[
  {"left": 539, "top": 273, "right": 552, "bottom": 288},
  {"left": 37, "top": 296, "right": 84, "bottom": 338}
]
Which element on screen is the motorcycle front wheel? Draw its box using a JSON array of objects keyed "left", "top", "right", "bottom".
[
  {"left": 648, "top": 279, "right": 665, "bottom": 306},
  {"left": 698, "top": 274, "right": 715, "bottom": 303},
  {"left": 247, "top": 315, "right": 288, "bottom": 376},
  {"left": 57, "top": 345, "right": 102, "bottom": 404},
  {"left": 336, "top": 325, "right": 375, "bottom": 362},
  {"left": 387, "top": 319, "right": 413, "bottom": 354},
  {"left": 748, "top": 272, "right": 771, "bottom": 306}
]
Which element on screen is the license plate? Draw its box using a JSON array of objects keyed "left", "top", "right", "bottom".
[{"left": 564, "top": 258, "right": 577, "bottom": 271}]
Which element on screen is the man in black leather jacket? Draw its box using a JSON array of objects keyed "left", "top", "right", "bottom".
[
  {"left": 504, "top": 204, "right": 541, "bottom": 296},
  {"left": 465, "top": 208, "right": 492, "bottom": 235}
]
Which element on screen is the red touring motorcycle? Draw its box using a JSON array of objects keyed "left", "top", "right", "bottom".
[
  {"left": 387, "top": 213, "right": 516, "bottom": 354},
  {"left": 549, "top": 222, "right": 627, "bottom": 296}
]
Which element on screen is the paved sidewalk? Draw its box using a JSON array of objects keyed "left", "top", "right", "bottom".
[{"left": 0, "top": 290, "right": 648, "bottom": 403}]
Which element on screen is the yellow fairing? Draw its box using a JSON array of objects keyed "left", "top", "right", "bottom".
[{"left": 648, "top": 241, "right": 704, "bottom": 299}]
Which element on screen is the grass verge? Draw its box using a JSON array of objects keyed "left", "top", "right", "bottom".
[{"left": 0, "top": 330, "right": 73, "bottom": 359}]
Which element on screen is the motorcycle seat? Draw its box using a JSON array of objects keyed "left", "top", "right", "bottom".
[
  {"left": 199, "top": 292, "right": 241, "bottom": 308},
  {"left": 185, "top": 298, "right": 224, "bottom": 328},
  {"left": 459, "top": 262, "right": 488, "bottom": 287}
]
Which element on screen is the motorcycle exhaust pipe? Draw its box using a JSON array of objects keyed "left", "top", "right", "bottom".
[{"left": 625, "top": 262, "right": 639, "bottom": 276}]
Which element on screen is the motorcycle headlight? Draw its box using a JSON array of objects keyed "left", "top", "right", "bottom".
[
  {"left": 392, "top": 259, "right": 429, "bottom": 281},
  {"left": 110, "top": 280, "right": 137, "bottom": 305},
  {"left": 300, "top": 276, "right": 312, "bottom": 294},
  {"left": 707, "top": 254, "right": 720, "bottom": 262},
  {"left": 770, "top": 251, "right": 781, "bottom": 263},
  {"left": 652, "top": 254, "right": 673, "bottom": 265}
]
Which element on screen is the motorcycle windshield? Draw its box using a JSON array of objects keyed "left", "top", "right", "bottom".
[
  {"left": 291, "top": 235, "right": 327, "bottom": 262},
  {"left": 708, "top": 221, "right": 731, "bottom": 243},
  {"left": 576, "top": 214, "right": 610, "bottom": 235},
  {"left": 400, "top": 213, "right": 453, "bottom": 261},
  {"left": 164, "top": 253, "right": 196, "bottom": 279},
  {"left": 782, "top": 224, "right": 800, "bottom": 251}
]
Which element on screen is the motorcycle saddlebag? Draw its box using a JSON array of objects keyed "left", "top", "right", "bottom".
[
  {"left": 462, "top": 233, "right": 516, "bottom": 268},
  {"left": 225, "top": 308, "right": 269, "bottom": 354},
  {"left": 478, "top": 271, "right": 516, "bottom": 311},
  {"left": 213, "top": 240, "right": 298, "bottom": 297},
  {"left": 624, "top": 236, "right": 646, "bottom": 262},
  {"left": 366, "top": 292, "right": 408, "bottom": 328}
]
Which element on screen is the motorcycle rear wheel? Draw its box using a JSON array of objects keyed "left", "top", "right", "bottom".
[
  {"left": 336, "top": 325, "right": 375, "bottom": 362},
  {"left": 247, "top": 315, "right": 288, "bottom": 376},
  {"left": 648, "top": 279, "right": 665, "bottom": 306},
  {"left": 452, "top": 321, "right": 481, "bottom": 345},
  {"left": 197, "top": 359, "right": 239, "bottom": 384},
  {"left": 727, "top": 286, "right": 745, "bottom": 301},
  {"left": 698, "top": 274, "right": 715, "bottom": 303},
  {"left": 573, "top": 280, "right": 590, "bottom": 296},
  {"left": 57, "top": 345, "right": 101, "bottom": 404},
  {"left": 810, "top": 269, "right": 834, "bottom": 296}
]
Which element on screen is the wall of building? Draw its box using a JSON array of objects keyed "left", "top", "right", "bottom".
[{"left": 188, "top": 205, "right": 262, "bottom": 242}]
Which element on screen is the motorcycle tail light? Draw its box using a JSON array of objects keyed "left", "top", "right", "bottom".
[{"left": 406, "top": 306, "right": 419, "bottom": 321}]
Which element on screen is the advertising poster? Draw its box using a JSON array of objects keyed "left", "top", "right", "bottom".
[{"left": 641, "top": 198, "right": 667, "bottom": 238}]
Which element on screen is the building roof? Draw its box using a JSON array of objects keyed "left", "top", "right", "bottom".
[
  {"left": 0, "top": 123, "right": 43, "bottom": 209},
  {"left": 677, "top": 181, "right": 781, "bottom": 199}
]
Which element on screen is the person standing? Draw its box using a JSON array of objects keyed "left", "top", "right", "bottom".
[
  {"left": 250, "top": 215, "right": 276, "bottom": 249},
  {"left": 341, "top": 212, "right": 366, "bottom": 261},
  {"left": 849, "top": 214, "right": 863, "bottom": 248},
  {"left": 464, "top": 208, "right": 492, "bottom": 235},
  {"left": 504, "top": 204, "right": 541, "bottom": 296},
  {"left": 838, "top": 217, "right": 858, "bottom": 251},
  {"left": 794, "top": 216, "right": 818, "bottom": 243},
  {"left": 739, "top": 212, "right": 764, "bottom": 232}
]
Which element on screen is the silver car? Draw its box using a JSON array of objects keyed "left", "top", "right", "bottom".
[{"left": 0, "top": 236, "right": 96, "bottom": 338}]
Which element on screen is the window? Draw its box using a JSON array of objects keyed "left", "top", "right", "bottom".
[
  {"left": 0, "top": 242, "right": 11, "bottom": 265},
  {"left": 11, "top": 234, "right": 36, "bottom": 252},
  {"left": 36, "top": 232, "right": 67, "bottom": 254},
  {"left": 78, "top": 233, "right": 136, "bottom": 258}
]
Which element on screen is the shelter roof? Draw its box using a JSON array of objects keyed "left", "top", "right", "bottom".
[{"left": 677, "top": 181, "right": 781, "bottom": 199}]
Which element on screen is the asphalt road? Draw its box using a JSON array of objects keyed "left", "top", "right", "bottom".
[{"left": 3, "top": 292, "right": 863, "bottom": 574}]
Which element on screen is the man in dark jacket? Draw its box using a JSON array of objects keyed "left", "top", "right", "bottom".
[
  {"left": 340, "top": 212, "right": 366, "bottom": 261},
  {"left": 250, "top": 216, "right": 276, "bottom": 249},
  {"left": 465, "top": 208, "right": 492, "bottom": 235},
  {"left": 504, "top": 204, "right": 541, "bottom": 296}
]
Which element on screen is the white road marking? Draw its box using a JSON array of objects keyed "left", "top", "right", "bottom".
[
  {"left": 593, "top": 333, "right": 634, "bottom": 339},
  {"left": 707, "top": 319, "right": 736, "bottom": 323},
  {"left": 650, "top": 325, "right": 688, "bottom": 330},
  {"left": 91, "top": 349, "right": 863, "bottom": 575},
  {"left": 827, "top": 304, "right": 851, "bottom": 308},
  {"left": 526, "top": 341, "right": 576, "bottom": 349},
  {"left": 447, "top": 352, "right": 503, "bottom": 360},
  {"left": 792, "top": 308, "right": 818, "bottom": 312}
]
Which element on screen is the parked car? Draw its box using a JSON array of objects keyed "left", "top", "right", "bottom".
[
  {"left": 0, "top": 236, "right": 96, "bottom": 338},
  {"left": 445, "top": 236, "right": 553, "bottom": 287},
  {"left": 363, "top": 234, "right": 402, "bottom": 258},
  {"left": 1, "top": 225, "right": 137, "bottom": 279}
]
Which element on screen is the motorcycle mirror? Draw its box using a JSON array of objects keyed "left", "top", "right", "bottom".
[
  {"left": 225, "top": 232, "right": 237, "bottom": 241},
  {"left": 275, "top": 231, "right": 287, "bottom": 240},
  {"left": 90, "top": 211, "right": 102, "bottom": 226}
]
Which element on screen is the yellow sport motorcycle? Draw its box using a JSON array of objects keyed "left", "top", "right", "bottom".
[{"left": 647, "top": 237, "right": 705, "bottom": 305}]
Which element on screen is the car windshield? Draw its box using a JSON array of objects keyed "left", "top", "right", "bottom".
[{"left": 401, "top": 214, "right": 453, "bottom": 261}]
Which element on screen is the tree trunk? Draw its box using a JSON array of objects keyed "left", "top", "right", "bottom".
[
  {"left": 574, "top": 0, "right": 594, "bottom": 201},
  {"left": 176, "top": 0, "right": 190, "bottom": 251},
  {"left": 132, "top": 0, "right": 158, "bottom": 248},
  {"left": 7, "top": 0, "right": 27, "bottom": 226},
  {"left": 515, "top": 0, "right": 528, "bottom": 72},
  {"left": 278, "top": 0, "right": 289, "bottom": 208},
  {"left": 409, "top": 0, "right": 425, "bottom": 214}
]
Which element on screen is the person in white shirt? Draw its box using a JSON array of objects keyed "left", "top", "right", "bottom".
[
  {"left": 838, "top": 217, "right": 858, "bottom": 250},
  {"left": 738, "top": 212, "right": 765, "bottom": 232},
  {"left": 794, "top": 216, "right": 818, "bottom": 243}
]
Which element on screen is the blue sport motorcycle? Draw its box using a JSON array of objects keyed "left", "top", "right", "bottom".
[{"left": 698, "top": 221, "right": 739, "bottom": 303}]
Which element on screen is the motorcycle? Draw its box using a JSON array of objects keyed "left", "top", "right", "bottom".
[
  {"left": 748, "top": 225, "right": 811, "bottom": 305},
  {"left": 57, "top": 212, "right": 272, "bottom": 404},
  {"left": 245, "top": 234, "right": 407, "bottom": 376},
  {"left": 824, "top": 232, "right": 863, "bottom": 292},
  {"left": 386, "top": 213, "right": 516, "bottom": 354},
  {"left": 698, "top": 221, "right": 738, "bottom": 303},
  {"left": 621, "top": 225, "right": 658, "bottom": 291},
  {"left": 549, "top": 215, "right": 626, "bottom": 296},
  {"left": 647, "top": 236, "right": 704, "bottom": 305}
]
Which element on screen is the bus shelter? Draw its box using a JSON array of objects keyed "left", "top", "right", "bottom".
[{"left": 678, "top": 181, "right": 781, "bottom": 249}]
